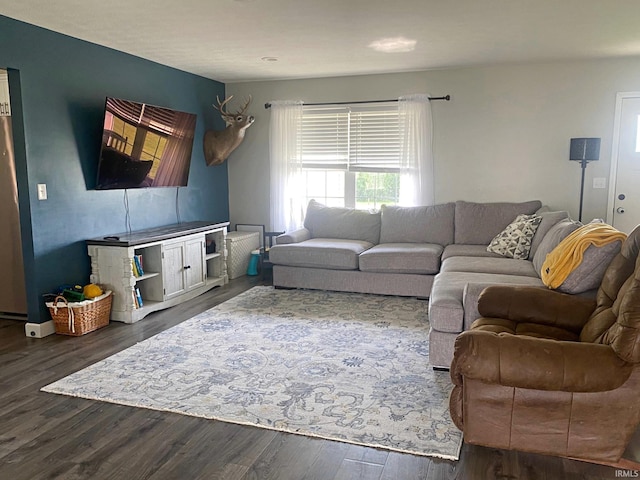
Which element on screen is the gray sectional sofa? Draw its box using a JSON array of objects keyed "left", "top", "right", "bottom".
[{"left": 269, "top": 199, "right": 580, "bottom": 368}]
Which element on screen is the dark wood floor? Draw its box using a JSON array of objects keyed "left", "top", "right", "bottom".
[{"left": 0, "top": 276, "right": 635, "bottom": 479}]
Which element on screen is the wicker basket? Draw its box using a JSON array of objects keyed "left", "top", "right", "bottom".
[{"left": 46, "top": 291, "right": 112, "bottom": 336}]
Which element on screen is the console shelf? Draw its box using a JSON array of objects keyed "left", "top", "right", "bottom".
[
  {"left": 136, "top": 272, "right": 160, "bottom": 281},
  {"left": 87, "top": 221, "right": 229, "bottom": 323}
]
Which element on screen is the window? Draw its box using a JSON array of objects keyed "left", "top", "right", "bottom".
[
  {"left": 299, "top": 103, "right": 401, "bottom": 210},
  {"left": 269, "top": 95, "right": 432, "bottom": 232}
]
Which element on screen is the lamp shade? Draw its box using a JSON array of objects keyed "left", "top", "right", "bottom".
[{"left": 570, "top": 138, "right": 600, "bottom": 161}]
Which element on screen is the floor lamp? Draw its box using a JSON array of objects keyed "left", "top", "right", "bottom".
[{"left": 569, "top": 137, "right": 600, "bottom": 222}]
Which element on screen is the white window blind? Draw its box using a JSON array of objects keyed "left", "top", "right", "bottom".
[
  {"left": 299, "top": 102, "right": 400, "bottom": 172},
  {"left": 349, "top": 103, "right": 400, "bottom": 172},
  {"left": 300, "top": 106, "right": 349, "bottom": 169}
]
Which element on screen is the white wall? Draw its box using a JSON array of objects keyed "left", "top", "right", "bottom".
[{"left": 227, "top": 57, "right": 640, "bottom": 230}]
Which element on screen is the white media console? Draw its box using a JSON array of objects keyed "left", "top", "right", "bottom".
[{"left": 87, "top": 221, "right": 229, "bottom": 323}]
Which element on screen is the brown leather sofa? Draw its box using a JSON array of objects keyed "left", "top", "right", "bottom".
[{"left": 449, "top": 224, "right": 640, "bottom": 464}]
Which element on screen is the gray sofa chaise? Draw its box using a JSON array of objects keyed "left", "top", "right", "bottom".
[{"left": 269, "top": 199, "right": 584, "bottom": 367}]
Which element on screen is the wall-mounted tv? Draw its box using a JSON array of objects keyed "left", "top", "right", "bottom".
[{"left": 96, "top": 97, "right": 197, "bottom": 189}]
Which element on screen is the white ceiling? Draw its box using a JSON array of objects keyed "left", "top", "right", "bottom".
[{"left": 2, "top": 0, "right": 640, "bottom": 83}]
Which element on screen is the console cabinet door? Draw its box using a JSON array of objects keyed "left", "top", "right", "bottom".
[
  {"left": 184, "top": 237, "right": 206, "bottom": 290},
  {"left": 162, "top": 236, "right": 206, "bottom": 300},
  {"left": 162, "top": 241, "right": 186, "bottom": 299}
]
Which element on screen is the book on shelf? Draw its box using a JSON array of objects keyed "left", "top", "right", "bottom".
[
  {"left": 135, "top": 287, "right": 144, "bottom": 307},
  {"left": 132, "top": 287, "right": 144, "bottom": 308},
  {"left": 134, "top": 255, "right": 144, "bottom": 276},
  {"left": 132, "top": 259, "right": 140, "bottom": 277},
  {"left": 131, "top": 254, "right": 145, "bottom": 277}
]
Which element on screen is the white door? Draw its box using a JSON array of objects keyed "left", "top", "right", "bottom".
[{"left": 609, "top": 93, "right": 640, "bottom": 234}]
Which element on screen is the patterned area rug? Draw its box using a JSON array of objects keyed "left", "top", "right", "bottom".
[{"left": 42, "top": 287, "right": 462, "bottom": 459}]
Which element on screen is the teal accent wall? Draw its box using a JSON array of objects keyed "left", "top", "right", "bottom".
[{"left": 0, "top": 15, "right": 228, "bottom": 323}]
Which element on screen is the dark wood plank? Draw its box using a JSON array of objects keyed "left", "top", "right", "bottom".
[
  {"left": 333, "top": 458, "right": 384, "bottom": 480},
  {"left": 0, "top": 394, "right": 96, "bottom": 460},
  {"left": 300, "top": 440, "right": 351, "bottom": 480},
  {"left": 0, "top": 275, "right": 633, "bottom": 479},
  {"left": 243, "top": 434, "right": 333, "bottom": 480},
  {"left": 143, "top": 421, "right": 272, "bottom": 480},
  {"left": 379, "top": 451, "right": 444, "bottom": 480}
]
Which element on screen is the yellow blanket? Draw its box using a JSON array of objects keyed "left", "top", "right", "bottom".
[{"left": 541, "top": 223, "right": 627, "bottom": 289}]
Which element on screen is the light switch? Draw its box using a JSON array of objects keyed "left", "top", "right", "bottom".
[
  {"left": 37, "top": 183, "right": 47, "bottom": 200},
  {"left": 593, "top": 177, "right": 607, "bottom": 189}
]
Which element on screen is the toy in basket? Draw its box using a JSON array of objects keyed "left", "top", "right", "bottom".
[{"left": 46, "top": 290, "right": 112, "bottom": 336}]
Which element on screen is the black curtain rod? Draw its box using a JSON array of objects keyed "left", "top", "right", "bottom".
[{"left": 264, "top": 95, "right": 450, "bottom": 109}]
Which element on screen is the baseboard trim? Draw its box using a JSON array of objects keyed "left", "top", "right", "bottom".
[{"left": 25, "top": 321, "right": 55, "bottom": 338}]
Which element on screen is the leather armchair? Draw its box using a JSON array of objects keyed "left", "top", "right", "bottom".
[{"left": 450, "top": 225, "right": 640, "bottom": 464}]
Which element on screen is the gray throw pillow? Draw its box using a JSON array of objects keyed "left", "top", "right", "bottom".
[
  {"left": 304, "top": 199, "right": 381, "bottom": 244},
  {"left": 555, "top": 241, "right": 623, "bottom": 294},
  {"left": 528, "top": 210, "right": 571, "bottom": 260},
  {"left": 532, "top": 219, "right": 582, "bottom": 277},
  {"left": 486, "top": 214, "right": 543, "bottom": 259},
  {"left": 379, "top": 203, "right": 455, "bottom": 246}
]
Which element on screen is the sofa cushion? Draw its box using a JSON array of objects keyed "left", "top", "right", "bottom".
[
  {"left": 442, "top": 244, "right": 504, "bottom": 260},
  {"left": 528, "top": 210, "right": 571, "bottom": 260},
  {"left": 486, "top": 213, "right": 542, "bottom": 259},
  {"left": 532, "top": 219, "right": 582, "bottom": 276},
  {"left": 304, "top": 199, "right": 381, "bottom": 244},
  {"left": 429, "top": 272, "right": 544, "bottom": 333},
  {"left": 540, "top": 223, "right": 626, "bottom": 294},
  {"left": 269, "top": 238, "right": 373, "bottom": 270},
  {"left": 359, "top": 243, "right": 443, "bottom": 274},
  {"left": 454, "top": 200, "right": 542, "bottom": 245},
  {"left": 379, "top": 203, "right": 455, "bottom": 246},
  {"left": 441, "top": 256, "right": 538, "bottom": 278},
  {"left": 554, "top": 242, "right": 623, "bottom": 294}
]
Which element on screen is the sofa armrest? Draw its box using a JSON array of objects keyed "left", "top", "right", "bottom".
[
  {"left": 478, "top": 285, "right": 595, "bottom": 334},
  {"left": 276, "top": 228, "right": 311, "bottom": 245},
  {"left": 450, "top": 330, "right": 632, "bottom": 392}
]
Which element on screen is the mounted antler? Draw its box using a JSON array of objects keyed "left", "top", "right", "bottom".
[
  {"left": 213, "top": 96, "right": 233, "bottom": 114},
  {"left": 204, "top": 95, "right": 255, "bottom": 166}
]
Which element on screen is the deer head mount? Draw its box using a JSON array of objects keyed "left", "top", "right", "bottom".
[{"left": 203, "top": 95, "right": 254, "bottom": 166}]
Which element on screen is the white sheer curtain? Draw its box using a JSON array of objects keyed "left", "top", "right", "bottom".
[
  {"left": 269, "top": 100, "right": 304, "bottom": 232},
  {"left": 398, "top": 94, "right": 434, "bottom": 206}
]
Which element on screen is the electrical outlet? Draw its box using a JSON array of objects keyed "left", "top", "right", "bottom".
[
  {"left": 37, "top": 183, "right": 47, "bottom": 200},
  {"left": 592, "top": 177, "right": 607, "bottom": 189}
]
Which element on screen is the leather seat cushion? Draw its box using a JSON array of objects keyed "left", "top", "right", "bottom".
[{"left": 471, "top": 317, "right": 580, "bottom": 342}]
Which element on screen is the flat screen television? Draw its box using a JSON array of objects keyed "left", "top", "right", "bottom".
[{"left": 95, "top": 97, "right": 197, "bottom": 189}]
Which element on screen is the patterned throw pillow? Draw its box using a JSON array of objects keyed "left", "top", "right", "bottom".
[{"left": 486, "top": 214, "right": 543, "bottom": 259}]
